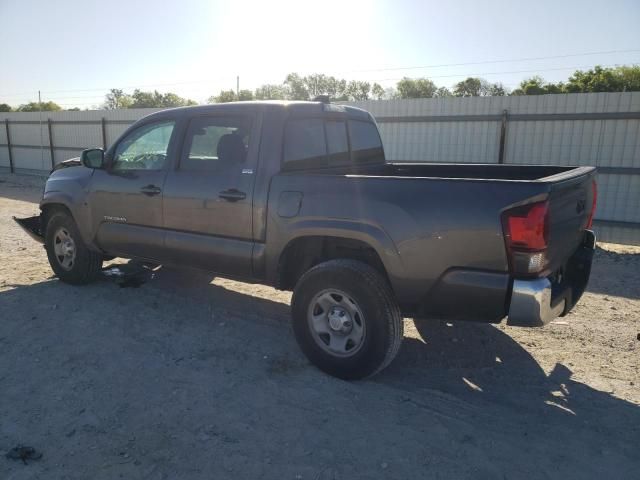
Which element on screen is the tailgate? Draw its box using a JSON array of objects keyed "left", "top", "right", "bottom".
[{"left": 544, "top": 167, "right": 596, "bottom": 273}]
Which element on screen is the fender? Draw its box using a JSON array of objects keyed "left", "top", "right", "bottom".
[
  {"left": 264, "top": 217, "right": 406, "bottom": 293},
  {"left": 41, "top": 191, "right": 95, "bottom": 248}
]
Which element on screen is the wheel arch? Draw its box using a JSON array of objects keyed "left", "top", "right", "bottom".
[
  {"left": 40, "top": 195, "right": 96, "bottom": 249},
  {"left": 275, "top": 231, "right": 398, "bottom": 292}
]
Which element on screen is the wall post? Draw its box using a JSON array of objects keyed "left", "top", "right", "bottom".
[
  {"left": 498, "top": 109, "right": 508, "bottom": 164},
  {"left": 101, "top": 117, "right": 107, "bottom": 150},
  {"left": 47, "top": 118, "right": 55, "bottom": 169},
  {"left": 5, "top": 119, "right": 14, "bottom": 173}
]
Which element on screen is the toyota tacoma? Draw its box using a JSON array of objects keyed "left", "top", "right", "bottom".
[{"left": 14, "top": 100, "right": 597, "bottom": 379}]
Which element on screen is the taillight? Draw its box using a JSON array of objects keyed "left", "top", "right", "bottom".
[
  {"left": 586, "top": 179, "right": 597, "bottom": 229},
  {"left": 502, "top": 201, "right": 549, "bottom": 276}
]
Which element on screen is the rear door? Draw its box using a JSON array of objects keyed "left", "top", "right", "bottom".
[
  {"left": 161, "top": 113, "right": 259, "bottom": 278},
  {"left": 89, "top": 119, "right": 177, "bottom": 259}
]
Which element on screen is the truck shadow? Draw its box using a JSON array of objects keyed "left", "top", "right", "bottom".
[{"left": 1, "top": 266, "right": 638, "bottom": 478}]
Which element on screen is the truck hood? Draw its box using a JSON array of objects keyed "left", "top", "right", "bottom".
[
  {"left": 52, "top": 157, "right": 81, "bottom": 171},
  {"left": 45, "top": 157, "right": 94, "bottom": 194}
]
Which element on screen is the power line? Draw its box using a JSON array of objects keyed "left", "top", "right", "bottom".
[
  {"left": 331, "top": 48, "right": 640, "bottom": 74},
  {"left": 2, "top": 48, "right": 639, "bottom": 98},
  {"left": 21, "top": 62, "right": 636, "bottom": 105},
  {"left": 366, "top": 62, "right": 639, "bottom": 83}
]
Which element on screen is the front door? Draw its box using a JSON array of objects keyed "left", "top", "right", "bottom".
[
  {"left": 88, "top": 119, "right": 177, "bottom": 260},
  {"left": 162, "top": 114, "right": 258, "bottom": 278}
]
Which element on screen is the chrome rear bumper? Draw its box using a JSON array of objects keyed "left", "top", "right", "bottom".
[
  {"left": 507, "top": 278, "right": 565, "bottom": 326},
  {"left": 507, "top": 230, "right": 596, "bottom": 327}
]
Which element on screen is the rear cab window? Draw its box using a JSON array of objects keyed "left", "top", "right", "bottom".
[
  {"left": 283, "top": 113, "right": 384, "bottom": 170},
  {"left": 283, "top": 119, "right": 327, "bottom": 169},
  {"left": 348, "top": 120, "right": 384, "bottom": 164}
]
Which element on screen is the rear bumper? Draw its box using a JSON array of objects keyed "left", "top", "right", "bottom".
[
  {"left": 13, "top": 215, "right": 45, "bottom": 244},
  {"left": 507, "top": 230, "right": 596, "bottom": 327}
]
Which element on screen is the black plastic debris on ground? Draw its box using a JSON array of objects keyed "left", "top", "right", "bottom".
[
  {"left": 5, "top": 445, "right": 43, "bottom": 465},
  {"left": 102, "top": 261, "right": 156, "bottom": 288}
]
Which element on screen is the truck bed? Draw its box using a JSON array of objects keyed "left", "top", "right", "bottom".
[
  {"left": 342, "top": 162, "right": 593, "bottom": 182},
  {"left": 270, "top": 162, "right": 596, "bottom": 320}
]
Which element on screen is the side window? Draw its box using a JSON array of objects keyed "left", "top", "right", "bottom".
[
  {"left": 181, "top": 116, "right": 252, "bottom": 171},
  {"left": 283, "top": 118, "right": 327, "bottom": 168},
  {"left": 113, "top": 121, "right": 175, "bottom": 171},
  {"left": 325, "top": 120, "right": 349, "bottom": 166},
  {"left": 348, "top": 120, "right": 384, "bottom": 164}
]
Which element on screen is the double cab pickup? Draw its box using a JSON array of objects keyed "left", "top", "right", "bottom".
[{"left": 15, "top": 100, "right": 597, "bottom": 379}]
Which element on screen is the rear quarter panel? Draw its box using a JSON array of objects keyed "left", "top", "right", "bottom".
[{"left": 265, "top": 173, "right": 549, "bottom": 305}]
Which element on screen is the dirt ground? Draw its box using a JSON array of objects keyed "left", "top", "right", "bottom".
[{"left": 0, "top": 173, "right": 638, "bottom": 480}]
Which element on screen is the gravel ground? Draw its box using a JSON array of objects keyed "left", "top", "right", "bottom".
[{"left": 0, "top": 173, "right": 638, "bottom": 480}]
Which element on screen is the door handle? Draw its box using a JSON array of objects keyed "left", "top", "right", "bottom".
[
  {"left": 219, "top": 189, "right": 246, "bottom": 202},
  {"left": 140, "top": 184, "right": 162, "bottom": 196}
]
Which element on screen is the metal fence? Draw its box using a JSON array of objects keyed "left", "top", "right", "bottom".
[
  {"left": 0, "top": 108, "right": 162, "bottom": 173},
  {"left": 347, "top": 93, "right": 640, "bottom": 246},
  {"left": 1, "top": 93, "right": 639, "bottom": 245}
]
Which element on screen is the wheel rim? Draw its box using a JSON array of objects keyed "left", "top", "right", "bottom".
[
  {"left": 53, "top": 227, "right": 76, "bottom": 271},
  {"left": 307, "top": 289, "right": 366, "bottom": 357}
]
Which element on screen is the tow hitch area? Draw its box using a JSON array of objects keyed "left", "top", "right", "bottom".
[{"left": 12, "top": 215, "right": 44, "bottom": 243}]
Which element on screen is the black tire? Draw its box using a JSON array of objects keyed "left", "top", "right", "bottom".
[
  {"left": 291, "top": 259, "right": 403, "bottom": 380},
  {"left": 45, "top": 210, "right": 102, "bottom": 285}
]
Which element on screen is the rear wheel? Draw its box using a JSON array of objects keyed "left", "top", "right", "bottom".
[
  {"left": 291, "top": 259, "right": 403, "bottom": 380},
  {"left": 45, "top": 211, "right": 102, "bottom": 285}
]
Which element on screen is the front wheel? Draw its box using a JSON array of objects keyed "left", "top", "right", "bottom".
[
  {"left": 45, "top": 211, "right": 102, "bottom": 285},
  {"left": 291, "top": 259, "right": 403, "bottom": 380}
]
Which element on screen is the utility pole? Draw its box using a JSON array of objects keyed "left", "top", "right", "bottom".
[{"left": 236, "top": 76, "right": 240, "bottom": 99}]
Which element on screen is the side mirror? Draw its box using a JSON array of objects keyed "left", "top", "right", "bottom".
[{"left": 81, "top": 148, "right": 104, "bottom": 169}]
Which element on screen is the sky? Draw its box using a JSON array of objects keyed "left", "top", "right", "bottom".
[{"left": 1, "top": 0, "right": 639, "bottom": 109}]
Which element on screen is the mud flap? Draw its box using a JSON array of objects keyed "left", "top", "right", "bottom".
[{"left": 12, "top": 215, "right": 45, "bottom": 244}]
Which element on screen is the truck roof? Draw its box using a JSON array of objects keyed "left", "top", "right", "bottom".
[{"left": 143, "top": 100, "right": 374, "bottom": 122}]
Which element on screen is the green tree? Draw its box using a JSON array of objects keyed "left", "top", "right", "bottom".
[
  {"left": 452, "top": 77, "right": 505, "bottom": 97},
  {"left": 254, "top": 84, "right": 288, "bottom": 100},
  {"left": 511, "top": 76, "right": 546, "bottom": 95},
  {"left": 160, "top": 92, "right": 197, "bottom": 107},
  {"left": 0, "top": 103, "right": 12, "bottom": 112},
  {"left": 434, "top": 86, "right": 452, "bottom": 98},
  {"left": 129, "top": 89, "right": 163, "bottom": 108},
  {"left": 396, "top": 77, "right": 438, "bottom": 99},
  {"left": 66, "top": 107, "right": 81, "bottom": 111},
  {"left": 17, "top": 101, "right": 62, "bottom": 112},
  {"left": 284, "top": 73, "right": 310, "bottom": 100},
  {"left": 299, "top": 74, "right": 348, "bottom": 100},
  {"left": 237, "top": 89, "right": 254, "bottom": 101},
  {"left": 453, "top": 77, "right": 482, "bottom": 96},
  {"left": 128, "top": 89, "right": 196, "bottom": 108},
  {"left": 510, "top": 76, "right": 562, "bottom": 95},
  {"left": 565, "top": 66, "right": 619, "bottom": 93},
  {"left": 209, "top": 90, "right": 238, "bottom": 103},
  {"left": 487, "top": 82, "right": 507, "bottom": 96},
  {"left": 564, "top": 65, "right": 640, "bottom": 93},
  {"left": 104, "top": 88, "right": 132, "bottom": 109},
  {"left": 345, "top": 80, "right": 371, "bottom": 101},
  {"left": 616, "top": 65, "right": 640, "bottom": 91},
  {"left": 371, "top": 83, "right": 385, "bottom": 100}
]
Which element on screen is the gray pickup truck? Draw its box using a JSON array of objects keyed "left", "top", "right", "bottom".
[{"left": 14, "top": 100, "right": 597, "bottom": 379}]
